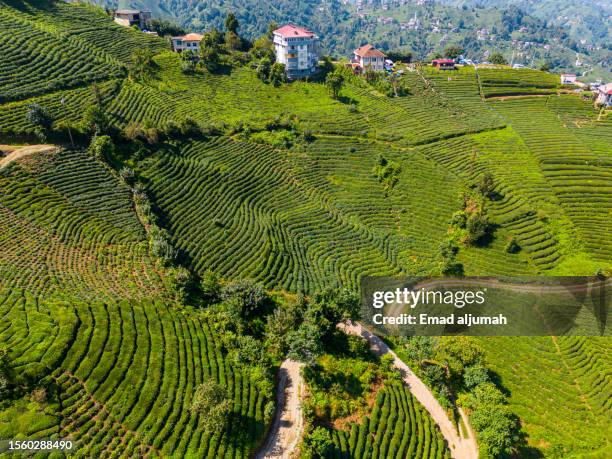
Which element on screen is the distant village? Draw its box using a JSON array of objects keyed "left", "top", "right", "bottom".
[{"left": 112, "top": 8, "right": 612, "bottom": 108}]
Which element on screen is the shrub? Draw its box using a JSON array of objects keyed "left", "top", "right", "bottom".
[
  {"left": 191, "top": 380, "right": 232, "bottom": 433},
  {"left": 87, "top": 135, "right": 114, "bottom": 161},
  {"left": 463, "top": 364, "right": 490, "bottom": 389},
  {"left": 200, "top": 270, "right": 221, "bottom": 304},
  {"left": 26, "top": 104, "right": 54, "bottom": 130},
  {"left": 119, "top": 167, "right": 135, "bottom": 185},
  {"left": 150, "top": 234, "right": 177, "bottom": 264},
  {"left": 504, "top": 237, "right": 520, "bottom": 254},
  {"left": 221, "top": 279, "right": 267, "bottom": 317},
  {"left": 303, "top": 426, "right": 333, "bottom": 458},
  {"left": 286, "top": 322, "right": 323, "bottom": 366}
]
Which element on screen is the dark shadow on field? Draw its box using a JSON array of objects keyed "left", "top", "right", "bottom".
[
  {"left": 512, "top": 429, "right": 545, "bottom": 459},
  {"left": 227, "top": 411, "right": 267, "bottom": 453},
  {"left": 487, "top": 368, "right": 511, "bottom": 398},
  {"left": 5, "top": 0, "right": 57, "bottom": 13},
  {"left": 474, "top": 223, "right": 499, "bottom": 248},
  {"left": 210, "top": 63, "right": 234, "bottom": 76},
  {"left": 338, "top": 95, "right": 359, "bottom": 105}
]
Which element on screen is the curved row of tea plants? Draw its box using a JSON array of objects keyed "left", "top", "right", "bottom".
[
  {"left": 0, "top": 292, "right": 270, "bottom": 458},
  {"left": 490, "top": 96, "right": 612, "bottom": 263},
  {"left": 478, "top": 335, "right": 611, "bottom": 457},
  {"left": 0, "top": 148, "right": 163, "bottom": 300},
  {"left": 328, "top": 382, "right": 450, "bottom": 459},
  {"left": 140, "top": 135, "right": 536, "bottom": 292},
  {"left": 0, "top": 0, "right": 166, "bottom": 103}
]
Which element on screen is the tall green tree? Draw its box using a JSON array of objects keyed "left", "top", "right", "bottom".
[
  {"left": 82, "top": 105, "right": 109, "bottom": 135},
  {"left": 444, "top": 45, "right": 464, "bottom": 59},
  {"left": 256, "top": 57, "right": 272, "bottom": 82},
  {"left": 200, "top": 32, "right": 221, "bottom": 71},
  {"left": 225, "top": 12, "right": 239, "bottom": 34},
  {"left": 326, "top": 70, "right": 345, "bottom": 99},
  {"left": 0, "top": 347, "right": 14, "bottom": 400},
  {"left": 490, "top": 52, "right": 508, "bottom": 65},
  {"left": 269, "top": 63, "right": 286, "bottom": 87},
  {"left": 26, "top": 104, "right": 53, "bottom": 130},
  {"left": 266, "top": 21, "right": 278, "bottom": 39},
  {"left": 128, "top": 49, "right": 155, "bottom": 81}
]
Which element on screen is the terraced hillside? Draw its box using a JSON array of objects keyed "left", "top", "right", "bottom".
[
  {"left": 139, "top": 135, "right": 536, "bottom": 293},
  {"left": 478, "top": 336, "right": 611, "bottom": 457},
  {"left": 329, "top": 382, "right": 450, "bottom": 459},
  {"left": 0, "top": 147, "right": 165, "bottom": 300},
  {"left": 489, "top": 97, "right": 612, "bottom": 266},
  {"left": 0, "top": 0, "right": 165, "bottom": 103},
  {"left": 0, "top": 2, "right": 610, "bottom": 457},
  {"left": 0, "top": 291, "right": 270, "bottom": 457},
  {"left": 476, "top": 67, "right": 560, "bottom": 98},
  {"left": 2, "top": 50, "right": 505, "bottom": 146}
]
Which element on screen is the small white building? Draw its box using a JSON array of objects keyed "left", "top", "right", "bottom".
[
  {"left": 560, "top": 73, "right": 577, "bottom": 84},
  {"left": 114, "top": 9, "right": 151, "bottom": 29},
  {"left": 353, "top": 44, "right": 386, "bottom": 71},
  {"left": 273, "top": 24, "right": 319, "bottom": 79},
  {"left": 171, "top": 33, "right": 204, "bottom": 53},
  {"left": 595, "top": 83, "right": 612, "bottom": 107}
]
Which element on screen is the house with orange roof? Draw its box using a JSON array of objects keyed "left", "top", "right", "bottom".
[
  {"left": 171, "top": 33, "right": 204, "bottom": 53},
  {"left": 353, "top": 44, "right": 386, "bottom": 71}
]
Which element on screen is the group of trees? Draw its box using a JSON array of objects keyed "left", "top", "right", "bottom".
[
  {"left": 438, "top": 172, "right": 498, "bottom": 275},
  {"left": 260, "top": 288, "right": 360, "bottom": 366},
  {"left": 24, "top": 83, "right": 112, "bottom": 143},
  {"left": 256, "top": 58, "right": 286, "bottom": 86},
  {"left": 400, "top": 336, "right": 520, "bottom": 457}
]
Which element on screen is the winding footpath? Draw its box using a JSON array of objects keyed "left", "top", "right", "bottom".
[
  {"left": 0, "top": 144, "right": 57, "bottom": 170},
  {"left": 340, "top": 321, "right": 479, "bottom": 459},
  {"left": 256, "top": 359, "right": 305, "bottom": 459}
]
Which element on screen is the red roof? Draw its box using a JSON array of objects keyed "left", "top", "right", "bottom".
[
  {"left": 172, "top": 33, "right": 203, "bottom": 41},
  {"left": 432, "top": 59, "right": 455, "bottom": 64},
  {"left": 354, "top": 44, "right": 386, "bottom": 58},
  {"left": 273, "top": 24, "right": 316, "bottom": 38}
]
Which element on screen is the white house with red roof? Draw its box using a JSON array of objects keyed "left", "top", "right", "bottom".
[
  {"left": 272, "top": 24, "right": 319, "bottom": 79},
  {"left": 353, "top": 44, "right": 386, "bottom": 71},
  {"left": 171, "top": 33, "right": 204, "bottom": 53}
]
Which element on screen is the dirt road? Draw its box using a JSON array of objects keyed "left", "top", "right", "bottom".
[
  {"left": 256, "top": 359, "right": 305, "bottom": 459},
  {"left": 340, "top": 321, "right": 479, "bottom": 459},
  {"left": 0, "top": 144, "right": 57, "bottom": 170}
]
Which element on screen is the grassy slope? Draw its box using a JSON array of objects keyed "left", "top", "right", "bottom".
[{"left": 0, "top": 2, "right": 610, "bottom": 457}]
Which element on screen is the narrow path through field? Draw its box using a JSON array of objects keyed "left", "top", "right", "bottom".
[
  {"left": 0, "top": 144, "right": 57, "bottom": 170},
  {"left": 340, "top": 321, "right": 479, "bottom": 459},
  {"left": 256, "top": 359, "right": 305, "bottom": 459}
]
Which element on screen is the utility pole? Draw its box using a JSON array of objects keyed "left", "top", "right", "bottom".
[{"left": 61, "top": 97, "right": 75, "bottom": 148}]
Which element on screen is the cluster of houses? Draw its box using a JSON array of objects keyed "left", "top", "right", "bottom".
[{"left": 111, "top": 11, "right": 612, "bottom": 106}]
